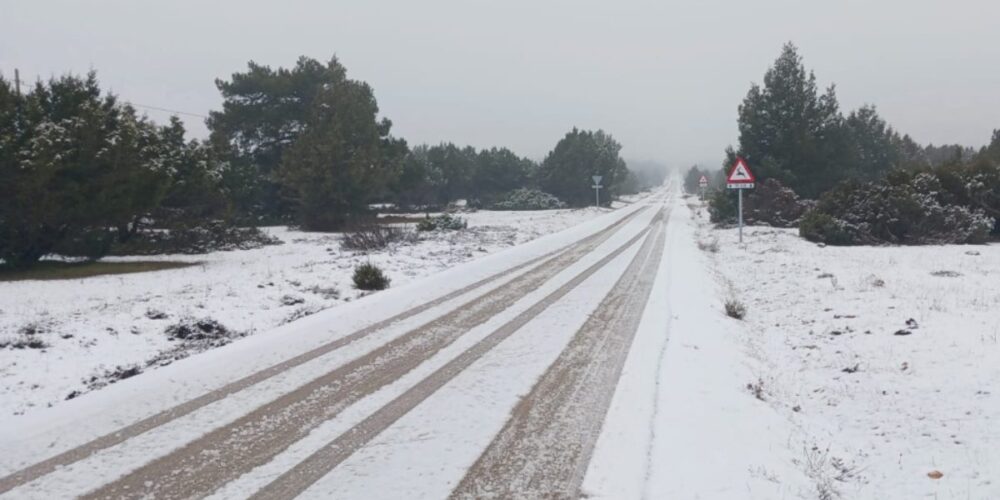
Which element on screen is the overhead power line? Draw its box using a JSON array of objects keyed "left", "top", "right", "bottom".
[{"left": 7, "top": 68, "right": 210, "bottom": 119}]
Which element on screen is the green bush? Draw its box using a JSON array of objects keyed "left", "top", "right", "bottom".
[
  {"left": 353, "top": 262, "right": 391, "bottom": 290},
  {"left": 708, "top": 179, "right": 810, "bottom": 227},
  {"left": 800, "top": 176, "right": 993, "bottom": 245},
  {"left": 798, "top": 211, "right": 855, "bottom": 245},
  {"left": 489, "top": 188, "right": 567, "bottom": 210},
  {"left": 416, "top": 214, "right": 468, "bottom": 232},
  {"left": 707, "top": 188, "right": 737, "bottom": 224}
]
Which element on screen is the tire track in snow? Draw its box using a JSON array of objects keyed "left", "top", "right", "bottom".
[
  {"left": 246, "top": 212, "right": 660, "bottom": 500},
  {"left": 75, "top": 207, "right": 651, "bottom": 500},
  {"left": 450, "top": 203, "right": 669, "bottom": 500}
]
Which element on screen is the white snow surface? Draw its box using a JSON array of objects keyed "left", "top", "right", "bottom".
[
  {"left": 6, "top": 187, "right": 995, "bottom": 499},
  {"left": 0, "top": 198, "right": 653, "bottom": 497},
  {"left": 678, "top": 196, "right": 1000, "bottom": 499},
  {"left": 0, "top": 205, "right": 632, "bottom": 418},
  {"left": 584, "top": 194, "right": 806, "bottom": 499},
  {"left": 212, "top": 203, "right": 662, "bottom": 500}
]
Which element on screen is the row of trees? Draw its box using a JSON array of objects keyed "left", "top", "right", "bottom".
[
  {"left": 1, "top": 56, "right": 647, "bottom": 267},
  {"left": 704, "top": 43, "right": 1000, "bottom": 244},
  {"left": 0, "top": 74, "right": 226, "bottom": 267},
  {"left": 207, "top": 56, "right": 642, "bottom": 229}
]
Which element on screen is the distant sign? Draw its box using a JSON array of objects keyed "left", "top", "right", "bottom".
[
  {"left": 726, "top": 158, "right": 755, "bottom": 189},
  {"left": 698, "top": 175, "right": 708, "bottom": 187},
  {"left": 592, "top": 175, "right": 603, "bottom": 186}
]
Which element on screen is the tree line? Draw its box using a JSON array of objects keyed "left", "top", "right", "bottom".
[
  {"left": 1, "top": 56, "right": 653, "bottom": 268},
  {"left": 699, "top": 43, "right": 1000, "bottom": 245}
]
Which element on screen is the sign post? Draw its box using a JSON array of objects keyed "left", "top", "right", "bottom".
[
  {"left": 592, "top": 175, "right": 603, "bottom": 208},
  {"left": 698, "top": 175, "right": 708, "bottom": 200},
  {"left": 726, "top": 158, "right": 756, "bottom": 243}
]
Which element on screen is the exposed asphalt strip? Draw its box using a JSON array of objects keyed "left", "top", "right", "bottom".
[
  {"left": 450, "top": 204, "right": 669, "bottom": 499},
  {"left": 247, "top": 208, "right": 663, "bottom": 500},
  {"left": 73, "top": 206, "right": 652, "bottom": 500},
  {"left": 0, "top": 205, "right": 645, "bottom": 497}
]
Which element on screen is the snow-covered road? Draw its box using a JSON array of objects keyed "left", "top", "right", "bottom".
[{"left": 1, "top": 185, "right": 743, "bottom": 499}]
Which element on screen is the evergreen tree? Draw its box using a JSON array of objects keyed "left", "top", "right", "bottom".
[
  {"left": 538, "top": 128, "right": 628, "bottom": 206},
  {"left": 425, "top": 143, "right": 477, "bottom": 204},
  {"left": 157, "top": 117, "right": 229, "bottom": 224},
  {"left": 843, "top": 105, "right": 901, "bottom": 181},
  {"left": 208, "top": 57, "right": 346, "bottom": 221},
  {"left": 391, "top": 145, "right": 445, "bottom": 209},
  {"left": 278, "top": 70, "right": 405, "bottom": 230},
  {"left": 893, "top": 133, "right": 931, "bottom": 169},
  {"left": 732, "top": 43, "right": 845, "bottom": 198},
  {"left": 980, "top": 129, "right": 1000, "bottom": 165},
  {"left": 0, "top": 73, "right": 172, "bottom": 267},
  {"left": 471, "top": 147, "right": 536, "bottom": 202},
  {"left": 683, "top": 165, "right": 707, "bottom": 194}
]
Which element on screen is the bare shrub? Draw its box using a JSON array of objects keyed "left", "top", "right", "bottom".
[
  {"left": 341, "top": 225, "right": 416, "bottom": 251},
  {"left": 697, "top": 238, "right": 720, "bottom": 253},
  {"left": 746, "top": 378, "right": 766, "bottom": 401},
  {"left": 725, "top": 298, "right": 747, "bottom": 319}
]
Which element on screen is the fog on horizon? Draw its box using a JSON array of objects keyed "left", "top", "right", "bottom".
[{"left": 2, "top": 0, "right": 998, "bottom": 168}]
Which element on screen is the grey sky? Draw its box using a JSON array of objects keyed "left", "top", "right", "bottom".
[{"left": 2, "top": 0, "right": 998, "bottom": 167}]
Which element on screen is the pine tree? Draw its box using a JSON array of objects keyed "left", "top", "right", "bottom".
[
  {"left": 0, "top": 73, "right": 173, "bottom": 267},
  {"left": 843, "top": 105, "right": 901, "bottom": 181},
  {"left": 733, "top": 43, "right": 845, "bottom": 198},
  {"left": 538, "top": 128, "right": 628, "bottom": 206},
  {"left": 278, "top": 72, "right": 404, "bottom": 230},
  {"left": 208, "top": 57, "right": 348, "bottom": 221}
]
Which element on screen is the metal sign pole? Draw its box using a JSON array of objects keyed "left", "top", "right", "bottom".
[
  {"left": 738, "top": 188, "right": 743, "bottom": 243},
  {"left": 592, "top": 175, "right": 603, "bottom": 208}
]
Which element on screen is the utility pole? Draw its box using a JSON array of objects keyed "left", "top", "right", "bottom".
[{"left": 14, "top": 68, "right": 20, "bottom": 98}]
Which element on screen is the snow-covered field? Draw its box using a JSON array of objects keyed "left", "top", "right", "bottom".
[
  {"left": 6, "top": 188, "right": 994, "bottom": 499},
  {"left": 0, "top": 205, "right": 634, "bottom": 417},
  {"left": 689, "top": 196, "right": 1000, "bottom": 499}
]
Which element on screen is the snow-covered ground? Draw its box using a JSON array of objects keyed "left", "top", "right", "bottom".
[
  {"left": 0, "top": 195, "right": 657, "bottom": 499},
  {"left": 686, "top": 195, "right": 1000, "bottom": 499},
  {"left": 584, "top": 193, "right": 808, "bottom": 499},
  {"left": 8, "top": 188, "right": 992, "bottom": 499},
  {"left": 0, "top": 204, "right": 637, "bottom": 418}
]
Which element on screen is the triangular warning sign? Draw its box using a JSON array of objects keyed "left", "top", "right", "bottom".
[
  {"left": 699, "top": 175, "right": 708, "bottom": 184},
  {"left": 727, "top": 158, "right": 756, "bottom": 184}
]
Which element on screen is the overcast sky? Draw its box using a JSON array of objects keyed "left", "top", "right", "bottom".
[{"left": 2, "top": 0, "right": 998, "bottom": 167}]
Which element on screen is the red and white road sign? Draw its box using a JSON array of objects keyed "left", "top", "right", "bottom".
[
  {"left": 726, "top": 157, "right": 755, "bottom": 189},
  {"left": 698, "top": 175, "right": 708, "bottom": 187}
]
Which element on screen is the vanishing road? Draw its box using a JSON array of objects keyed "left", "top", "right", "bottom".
[{"left": 0, "top": 188, "right": 675, "bottom": 499}]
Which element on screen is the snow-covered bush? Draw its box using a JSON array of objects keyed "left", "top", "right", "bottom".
[
  {"left": 341, "top": 225, "right": 417, "bottom": 251},
  {"left": 489, "top": 188, "right": 567, "bottom": 210},
  {"left": 112, "top": 222, "right": 281, "bottom": 255},
  {"left": 164, "top": 317, "right": 232, "bottom": 341},
  {"left": 800, "top": 177, "right": 993, "bottom": 245},
  {"left": 799, "top": 211, "right": 854, "bottom": 246},
  {"left": 416, "top": 214, "right": 467, "bottom": 232},
  {"left": 353, "top": 262, "right": 391, "bottom": 290},
  {"left": 725, "top": 298, "right": 747, "bottom": 319},
  {"left": 710, "top": 179, "right": 811, "bottom": 228}
]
